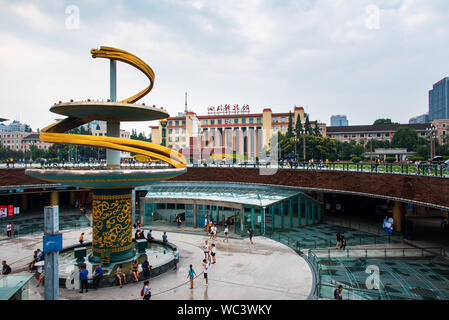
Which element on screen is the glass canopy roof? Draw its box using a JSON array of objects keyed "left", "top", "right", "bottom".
[
  {"left": 139, "top": 182, "right": 303, "bottom": 207},
  {"left": 0, "top": 274, "right": 33, "bottom": 300}
]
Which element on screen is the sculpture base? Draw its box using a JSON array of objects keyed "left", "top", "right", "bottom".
[{"left": 91, "top": 189, "right": 134, "bottom": 265}]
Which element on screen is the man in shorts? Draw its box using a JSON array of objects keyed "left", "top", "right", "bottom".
[{"left": 202, "top": 259, "right": 210, "bottom": 285}]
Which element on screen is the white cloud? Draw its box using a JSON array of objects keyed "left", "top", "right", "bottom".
[{"left": 1, "top": 0, "right": 449, "bottom": 134}]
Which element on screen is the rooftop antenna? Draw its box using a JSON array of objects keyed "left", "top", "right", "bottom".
[{"left": 185, "top": 92, "right": 188, "bottom": 113}]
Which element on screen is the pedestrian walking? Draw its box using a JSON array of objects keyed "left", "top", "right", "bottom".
[
  {"left": 79, "top": 264, "right": 88, "bottom": 293},
  {"left": 247, "top": 227, "right": 254, "bottom": 245},
  {"left": 212, "top": 224, "right": 217, "bottom": 240},
  {"left": 223, "top": 224, "right": 229, "bottom": 243},
  {"left": 162, "top": 232, "right": 168, "bottom": 243},
  {"left": 176, "top": 215, "right": 181, "bottom": 228},
  {"left": 336, "top": 232, "right": 341, "bottom": 249},
  {"left": 340, "top": 237, "right": 346, "bottom": 251},
  {"left": 173, "top": 247, "right": 179, "bottom": 270},
  {"left": 141, "top": 280, "right": 151, "bottom": 300},
  {"left": 6, "top": 223, "right": 13, "bottom": 238},
  {"left": 334, "top": 285, "right": 343, "bottom": 300},
  {"left": 211, "top": 243, "right": 216, "bottom": 264},
  {"left": 202, "top": 240, "right": 210, "bottom": 260},
  {"left": 202, "top": 259, "right": 210, "bottom": 286},
  {"left": 340, "top": 232, "right": 346, "bottom": 250},
  {"left": 187, "top": 264, "right": 197, "bottom": 289},
  {"left": 79, "top": 233, "right": 85, "bottom": 245}
]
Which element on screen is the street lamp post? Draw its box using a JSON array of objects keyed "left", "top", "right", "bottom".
[
  {"left": 290, "top": 137, "right": 299, "bottom": 160},
  {"left": 426, "top": 125, "right": 437, "bottom": 159}
]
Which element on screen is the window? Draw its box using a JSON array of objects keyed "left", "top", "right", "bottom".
[
  {"left": 218, "top": 119, "right": 222, "bottom": 125},
  {"left": 169, "top": 121, "right": 172, "bottom": 126},
  {"left": 225, "top": 119, "right": 231, "bottom": 125},
  {"left": 210, "top": 119, "right": 215, "bottom": 125},
  {"left": 182, "top": 128, "right": 186, "bottom": 134},
  {"left": 234, "top": 118, "right": 239, "bottom": 124},
  {"left": 182, "top": 120, "right": 186, "bottom": 126},
  {"left": 168, "top": 137, "right": 173, "bottom": 142},
  {"left": 443, "top": 131, "right": 446, "bottom": 135},
  {"left": 257, "top": 118, "right": 261, "bottom": 123},
  {"left": 242, "top": 118, "right": 246, "bottom": 124},
  {"left": 168, "top": 129, "right": 173, "bottom": 134},
  {"left": 376, "top": 133, "right": 381, "bottom": 137},
  {"left": 344, "top": 135, "right": 348, "bottom": 138},
  {"left": 249, "top": 118, "right": 254, "bottom": 124},
  {"left": 182, "top": 136, "right": 186, "bottom": 142},
  {"left": 386, "top": 133, "right": 390, "bottom": 137},
  {"left": 203, "top": 120, "right": 208, "bottom": 125},
  {"left": 281, "top": 125, "right": 286, "bottom": 131},
  {"left": 281, "top": 117, "right": 286, "bottom": 123},
  {"left": 273, "top": 126, "right": 278, "bottom": 131},
  {"left": 443, "top": 124, "right": 446, "bottom": 128},
  {"left": 273, "top": 117, "right": 278, "bottom": 123},
  {"left": 175, "top": 120, "right": 179, "bottom": 126},
  {"left": 420, "top": 132, "right": 426, "bottom": 136}
]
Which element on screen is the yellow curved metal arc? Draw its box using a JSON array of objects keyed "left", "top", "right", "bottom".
[
  {"left": 41, "top": 131, "right": 186, "bottom": 168},
  {"left": 90, "top": 46, "right": 155, "bottom": 104},
  {"left": 38, "top": 46, "right": 186, "bottom": 169}
]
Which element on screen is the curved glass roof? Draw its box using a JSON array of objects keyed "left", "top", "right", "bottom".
[{"left": 138, "top": 182, "right": 304, "bottom": 207}]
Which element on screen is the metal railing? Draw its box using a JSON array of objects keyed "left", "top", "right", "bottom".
[
  {"left": 323, "top": 216, "right": 403, "bottom": 238},
  {"left": 2, "top": 161, "right": 448, "bottom": 177},
  {"left": 308, "top": 247, "right": 445, "bottom": 300},
  {"left": 186, "top": 161, "right": 449, "bottom": 178},
  {"left": 1, "top": 220, "right": 90, "bottom": 239},
  {"left": 265, "top": 230, "right": 396, "bottom": 250}
]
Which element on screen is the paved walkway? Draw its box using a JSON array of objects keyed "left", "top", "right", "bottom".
[{"left": 0, "top": 228, "right": 313, "bottom": 300}]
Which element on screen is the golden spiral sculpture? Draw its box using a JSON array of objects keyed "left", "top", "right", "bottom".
[{"left": 39, "top": 46, "right": 186, "bottom": 169}]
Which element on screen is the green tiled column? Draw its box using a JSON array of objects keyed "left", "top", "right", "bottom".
[
  {"left": 251, "top": 207, "right": 255, "bottom": 231},
  {"left": 297, "top": 196, "right": 302, "bottom": 226},
  {"left": 280, "top": 201, "right": 284, "bottom": 229},
  {"left": 311, "top": 203, "right": 315, "bottom": 224},
  {"left": 289, "top": 199, "right": 293, "bottom": 228},
  {"left": 271, "top": 205, "right": 275, "bottom": 232}
]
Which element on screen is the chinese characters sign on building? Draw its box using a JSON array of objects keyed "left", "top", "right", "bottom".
[{"left": 207, "top": 104, "right": 250, "bottom": 115}]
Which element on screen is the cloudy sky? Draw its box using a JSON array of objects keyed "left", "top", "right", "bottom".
[{"left": 1, "top": 0, "right": 448, "bottom": 135}]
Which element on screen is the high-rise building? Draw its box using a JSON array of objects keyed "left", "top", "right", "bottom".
[
  {"left": 429, "top": 77, "right": 449, "bottom": 120},
  {"left": 330, "top": 115, "right": 349, "bottom": 127},
  {"left": 409, "top": 113, "right": 429, "bottom": 124}
]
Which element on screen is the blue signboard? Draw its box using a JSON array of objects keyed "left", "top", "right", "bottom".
[{"left": 43, "top": 233, "right": 63, "bottom": 253}]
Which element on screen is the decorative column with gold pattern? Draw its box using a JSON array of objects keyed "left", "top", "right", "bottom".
[{"left": 90, "top": 189, "right": 135, "bottom": 264}]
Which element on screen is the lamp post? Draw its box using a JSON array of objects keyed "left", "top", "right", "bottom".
[
  {"left": 426, "top": 124, "right": 437, "bottom": 159},
  {"left": 290, "top": 137, "right": 299, "bottom": 160}
]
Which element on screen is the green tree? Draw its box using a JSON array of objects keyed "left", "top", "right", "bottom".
[
  {"left": 295, "top": 114, "right": 303, "bottom": 137},
  {"left": 304, "top": 114, "right": 312, "bottom": 135},
  {"left": 313, "top": 122, "right": 321, "bottom": 136},
  {"left": 391, "top": 127, "right": 419, "bottom": 151},
  {"left": 286, "top": 111, "right": 294, "bottom": 138},
  {"left": 373, "top": 118, "right": 399, "bottom": 125}
]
